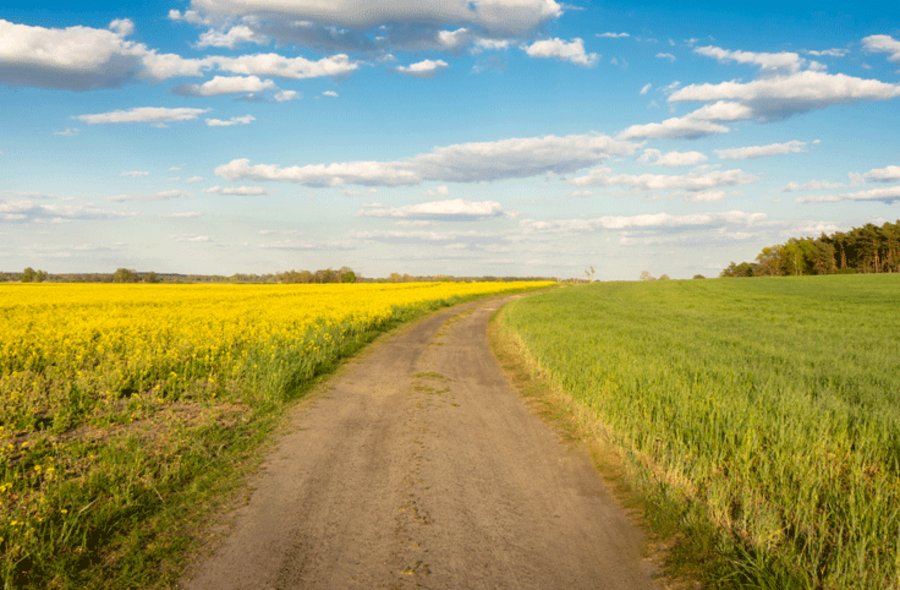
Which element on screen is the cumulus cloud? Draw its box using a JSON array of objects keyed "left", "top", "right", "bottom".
[
  {"left": 863, "top": 34, "right": 900, "bottom": 63},
  {"left": 694, "top": 45, "right": 807, "bottom": 74},
  {"left": 0, "top": 18, "right": 146, "bottom": 89},
  {"left": 0, "top": 17, "right": 360, "bottom": 91},
  {"left": 202, "top": 185, "right": 266, "bottom": 195},
  {"left": 571, "top": 167, "right": 756, "bottom": 192},
  {"left": 656, "top": 52, "right": 676, "bottom": 62},
  {"left": 196, "top": 25, "right": 267, "bottom": 48},
  {"left": 210, "top": 53, "right": 357, "bottom": 79},
  {"left": 205, "top": 115, "right": 255, "bottom": 127},
  {"left": 76, "top": 107, "right": 210, "bottom": 125},
  {"left": 521, "top": 210, "right": 766, "bottom": 233},
  {"left": 669, "top": 71, "right": 900, "bottom": 120},
  {"left": 179, "top": 0, "right": 563, "bottom": 51},
  {"left": 216, "top": 133, "right": 638, "bottom": 186},
  {"left": 524, "top": 37, "right": 598, "bottom": 66},
  {"left": 396, "top": 59, "right": 449, "bottom": 77},
  {"left": 175, "top": 74, "right": 276, "bottom": 96},
  {"left": 864, "top": 165, "right": 900, "bottom": 182},
  {"left": 715, "top": 140, "right": 808, "bottom": 160},
  {"left": 359, "top": 199, "right": 504, "bottom": 221},
  {"left": 797, "top": 186, "right": 900, "bottom": 204},
  {"left": 639, "top": 149, "right": 708, "bottom": 167},
  {"left": 597, "top": 32, "right": 630, "bottom": 39}
]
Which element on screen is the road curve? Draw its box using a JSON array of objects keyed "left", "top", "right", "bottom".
[{"left": 181, "top": 296, "right": 660, "bottom": 590}]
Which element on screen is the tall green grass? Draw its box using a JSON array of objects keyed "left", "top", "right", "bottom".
[{"left": 500, "top": 275, "right": 899, "bottom": 588}]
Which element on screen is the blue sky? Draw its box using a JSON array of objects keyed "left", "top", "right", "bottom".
[{"left": 1, "top": 1, "right": 898, "bottom": 279}]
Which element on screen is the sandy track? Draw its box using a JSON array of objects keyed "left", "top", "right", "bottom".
[{"left": 181, "top": 297, "right": 660, "bottom": 589}]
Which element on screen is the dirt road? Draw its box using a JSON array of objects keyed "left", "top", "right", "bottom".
[{"left": 182, "top": 297, "right": 660, "bottom": 589}]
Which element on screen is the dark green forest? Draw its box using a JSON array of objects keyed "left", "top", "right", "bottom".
[{"left": 721, "top": 220, "right": 900, "bottom": 277}]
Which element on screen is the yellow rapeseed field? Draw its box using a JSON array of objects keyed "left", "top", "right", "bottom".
[{"left": 0, "top": 281, "right": 550, "bottom": 587}]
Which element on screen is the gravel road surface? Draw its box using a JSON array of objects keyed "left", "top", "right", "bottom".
[{"left": 182, "top": 297, "right": 660, "bottom": 589}]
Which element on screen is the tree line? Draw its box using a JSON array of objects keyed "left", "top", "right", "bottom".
[{"left": 721, "top": 220, "right": 900, "bottom": 277}]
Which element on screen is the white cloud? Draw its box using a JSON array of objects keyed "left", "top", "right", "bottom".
[
  {"left": 196, "top": 25, "right": 268, "bottom": 48},
  {"left": 176, "top": 74, "right": 276, "bottom": 96},
  {"left": 205, "top": 115, "right": 255, "bottom": 127},
  {"left": 669, "top": 71, "right": 900, "bottom": 120},
  {"left": 121, "top": 170, "right": 150, "bottom": 177},
  {"left": 437, "top": 27, "right": 470, "bottom": 50},
  {"left": 521, "top": 210, "right": 767, "bottom": 233},
  {"left": 864, "top": 165, "right": 900, "bottom": 182},
  {"left": 211, "top": 53, "right": 358, "bottom": 79},
  {"left": 694, "top": 45, "right": 806, "bottom": 74},
  {"left": 619, "top": 99, "right": 755, "bottom": 140},
  {"left": 0, "top": 199, "right": 130, "bottom": 222},
  {"left": 597, "top": 32, "right": 630, "bottom": 39},
  {"left": 139, "top": 52, "right": 210, "bottom": 80},
  {"left": 396, "top": 59, "right": 449, "bottom": 77},
  {"left": 359, "top": 199, "right": 504, "bottom": 221},
  {"left": 274, "top": 90, "right": 299, "bottom": 102},
  {"left": 640, "top": 83, "right": 652, "bottom": 95},
  {"left": 173, "top": 234, "right": 211, "bottom": 242},
  {"left": 203, "top": 185, "right": 267, "bottom": 195},
  {"left": 53, "top": 128, "right": 80, "bottom": 137},
  {"left": 109, "top": 189, "right": 189, "bottom": 202},
  {"left": 618, "top": 115, "right": 729, "bottom": 140},
  {"left": 524, "top": 37, "right": 598, "bottom": 66},
  {"left": 783, "top": 180, "right": 844, "bottom": 192},
  {"left": 180, "top": 0, "right": 563, "bottom": 50},
  {"left": 571, "top": 167, "right": 756, "bottom": 192},
  {"left": 687, "top": 100, "right": 755, "bottom": 121},
  {"left": 77, "top": 107, "right": 210, "bottom": 125},
  {"left": 715, "top": 140, "right": 808, "bottom": 160},
  {"left": 322, "top": 90, "right": 339, "bottom": 97},
  {"left": 684, "top": 190, "right": 726, "bottom": 202},
  {"left": 798, "top": 186, "right": 900, "bottom": 204},
  {"left": 108, "top": 18, "right": 135, "bottom": 38},
  {"left": 639, "top": 149, "right": 708, "bottom": 167},
  {"left": 0, "top": 18, "right": 360, "bottom": 91},
  {"left": 474, "top": 38, "right": 511, "bottom": 51},
  {"left": 185, "top": 176, "right": 205, "bottom": 184},
  {"left": 807, "top": 48, "right": 848, "bottom": 58},
  {"left": 0, "top": 18, "right": 146, "bottom": 89},
  {"left": 352, "top": 229, "right": 494, "bottom": 244},
  {"left": 216, "top": 133, "right": 638, "bottom": 186},
  {"left": 862, "top": 34, "right": 900, "bottom": 63},
  {"left": 655, "top": 52, "right": 676, "bottom": 62}
]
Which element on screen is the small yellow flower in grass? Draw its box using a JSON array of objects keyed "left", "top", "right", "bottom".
[{"left": 59, "top": 508, "right": 68, "bottom": 515}]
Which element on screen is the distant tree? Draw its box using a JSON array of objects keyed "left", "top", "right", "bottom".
[
  {"left": 143, "top": 271, "right": 160, "bottom": 284},
  {"left": 720, "top": 261, "right": 755, "bottom": 277},
  {"left": 639, "top": 270, "right": 655, "bottom": 281},
  {"left": 692, "top": 274, "right": 706, "bottom": 279},
  {"left": 112, "top": 268, "right": 139, "bottom": 283},
  {"left": 22, "top": 267, "right": 36, "bottom": 283},
  {"left": 658, "top": 274, "right": 671, "bottom": 280}
]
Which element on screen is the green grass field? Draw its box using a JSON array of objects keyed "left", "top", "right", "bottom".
[{"left": 499, "top": 275, "right": 899, "bottom": 589}]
